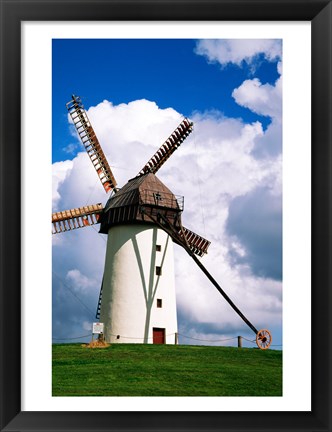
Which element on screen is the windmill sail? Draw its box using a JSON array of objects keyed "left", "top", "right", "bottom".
[
  {"left": 178, "top": 226, "right": 210, "bottom": 256},
  {"left": 95, "top": 279, "right": 104, "bottom": 319},
  {"left": 66, "top": 95, "right": 117, "bottom": 193},
  {"left": 52, "top": 203, "right": 103, "bottom": 234},
  {"left": 137, "top": 118, "right": 193, "bottom": 177}
]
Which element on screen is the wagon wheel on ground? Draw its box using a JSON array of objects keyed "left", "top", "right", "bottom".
[{"left": 256, "top": 329, "right": 272, "bottom": 350}]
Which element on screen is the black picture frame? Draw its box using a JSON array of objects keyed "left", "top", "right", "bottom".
[{"left": 0, "top": 0, "right": 331, "bottom": 431}]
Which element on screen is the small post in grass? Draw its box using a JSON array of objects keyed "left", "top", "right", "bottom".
[{"left": 237, "top": 336, "right": 242, "bottom": 348}]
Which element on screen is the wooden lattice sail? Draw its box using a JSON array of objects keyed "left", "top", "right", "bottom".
[
  {"left": 66, "top": 95, "right": 117, "bottom": 193},
  {"left": 52, "top": 203, "right": 103, "bottom": 234},
  {"left": 137, "top": 118, "right": 193, "bottom": 176}
]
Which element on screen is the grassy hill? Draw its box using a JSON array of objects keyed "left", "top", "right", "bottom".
[{"left": 52, "top": 343, "right": 282, "bottom": 397}]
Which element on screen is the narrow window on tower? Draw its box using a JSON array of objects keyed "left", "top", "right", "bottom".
[
  {"left": 157, "top": 298, "right": 162, "bottom": 308},
  {"left": 156, "top": 266, "right": 162, "bottom": 276},
  {"left": 156, "top": 244, "right": 161, "bottom": 252}
]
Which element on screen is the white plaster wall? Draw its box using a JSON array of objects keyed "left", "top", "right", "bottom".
[{"left": 99, "top": 223, "right": 178, "bottom": 344}]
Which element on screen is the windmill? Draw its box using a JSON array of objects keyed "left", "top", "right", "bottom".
[{"left": 52, "top": 95, "right": 272, "bottom": 350}]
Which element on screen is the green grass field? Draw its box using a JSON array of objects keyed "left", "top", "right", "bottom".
[{"left": 52, "top": 343, "right": 282, "bottom": 397}]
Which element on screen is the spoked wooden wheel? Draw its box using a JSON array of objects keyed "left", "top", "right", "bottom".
[{"left": 256, "top": 329, "right": 272, "bottom": 350}]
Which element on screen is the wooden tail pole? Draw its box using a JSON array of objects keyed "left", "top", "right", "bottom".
[
  {"left": 188, "top": 247, "right": 273, "bottom": 349},
  {"left": 187, "top": 249, "right": 258, "bottom": 335}
]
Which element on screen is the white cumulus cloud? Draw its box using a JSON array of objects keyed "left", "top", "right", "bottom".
[
  {"left": 232, "top": 75, "right": 282, "bottom": 120},
  {"left": 195, "top": 39, "right": 281, "bottom": 67},
  {"left": 52, "top": 159, "right": 73, "bottom": 210},
  {"left": 66, "top": 269, "right": 96, "bottom": 293}
]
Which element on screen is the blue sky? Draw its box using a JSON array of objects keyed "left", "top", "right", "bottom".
[
  {"left": 52, "top": 38, "right": 282, "bottom": 349},
  {"left": 52, "top": 39, "right": 279, "bottom": 162}
]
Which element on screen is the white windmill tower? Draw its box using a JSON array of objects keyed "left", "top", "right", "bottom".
[{"left": 52, "top": 95, "right": 272, "bottom": 350}]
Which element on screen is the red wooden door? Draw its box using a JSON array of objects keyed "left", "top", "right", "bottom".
[{"left": 153, "top": 328, "right": 165, "bottom": 344}]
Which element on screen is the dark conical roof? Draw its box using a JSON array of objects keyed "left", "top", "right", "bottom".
[{"left": 99, "top": 173, "right": 183, "bottom": 233}]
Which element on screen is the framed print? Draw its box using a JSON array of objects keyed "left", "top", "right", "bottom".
[{"left": 0, "top": 0, "right": 331, "bottom": 431}]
